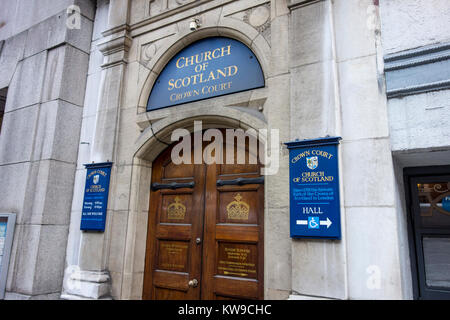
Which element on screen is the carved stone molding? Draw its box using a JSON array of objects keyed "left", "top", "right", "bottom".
[
  {"left": 62, "top": 270, "right": 112, "bottom": 300},
  {"left": 228, "top": 3, "right": 271, "bottom": 42},
  {"left": 139, "top": 34, "right": 175, "bottom": 67},
  {"left": 243, "top": 4, "right": 271, "bottom": 33},
  {"left": 148, "top": 0, "right": 199, "bottom": 18},
  {"left": 141, "top": 42, "right": 158, "bottom": 64},
  {"left": 98, "top": 31, "right": 132, "bottom": 68},
  {"left": 384, "top": 41, "right": 450, "bottom": 98}
]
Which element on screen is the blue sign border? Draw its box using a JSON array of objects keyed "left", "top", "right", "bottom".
[
  {"left": 285, "top": 137, "right": 342, "bottom": 240},
  {"left": 80, "top": 162, "right": 113, "bottom": 232},
  {"left": 146, "top": 37, "right": 265, "bottom": 111}
]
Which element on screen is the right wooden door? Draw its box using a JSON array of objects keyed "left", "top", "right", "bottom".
[{"left": 201, "top": 141, "right": 264, "bottom": 299}]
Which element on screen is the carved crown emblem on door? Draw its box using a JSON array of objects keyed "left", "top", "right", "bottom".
[
  {"left": 167, "top": 196, "right": 186, "bottom": 220},
  {"left": 226, "top": 194, "right": 250, "bottom": 220}
]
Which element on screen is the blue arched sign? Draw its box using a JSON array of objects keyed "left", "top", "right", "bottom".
[{"left": 146, "top": 37, "right": 265, "bottom": 111}]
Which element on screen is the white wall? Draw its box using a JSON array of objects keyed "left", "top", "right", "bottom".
[{"left": 379, "top": 0, "right": 450, "bottom": 55}]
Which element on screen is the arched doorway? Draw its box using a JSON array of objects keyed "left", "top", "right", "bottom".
[{"left": 142, "top": 131, "right": 264, "bottom": 299}]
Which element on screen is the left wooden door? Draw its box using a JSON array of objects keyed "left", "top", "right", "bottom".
[{"left": 143, "top": 145, "right": 206, "bottom": 300}]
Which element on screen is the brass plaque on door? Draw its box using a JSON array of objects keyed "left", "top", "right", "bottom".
[
  {"left": 217, "top": 242, "right": 257, "bottom": 279},
  {"left": 157, "top": 241, "right": 189, "bottom": 272}
]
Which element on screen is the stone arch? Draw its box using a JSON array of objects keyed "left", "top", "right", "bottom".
[
  {"left": 120, "top": 112, "right": 267, "bottom": 299},
  {"left": 135, "top": 107, "right": 267, "bottom": 161}
]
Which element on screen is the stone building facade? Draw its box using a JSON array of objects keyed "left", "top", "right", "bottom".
[{"left": 0, "top": 0, "right": 449, "bottom": 300}]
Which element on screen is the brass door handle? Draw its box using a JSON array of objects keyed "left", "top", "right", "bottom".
[{"left": 188, "top": 279, "right": 198, "bottom": 288}]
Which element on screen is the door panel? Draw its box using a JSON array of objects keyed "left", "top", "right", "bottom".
[
  {"left": 217, "top": 188, "right": 260, "bottom": 224},
  {"left": 143, "top": 145, "right": 205, "bottom": 300},
  {"left": 154, "top": 286, "right": 188, "bottom": 300},
  {"left": 422, "top": 237, "right": 450, "bottom": 289}
]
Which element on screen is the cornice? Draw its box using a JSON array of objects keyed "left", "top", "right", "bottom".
[
  {"left": 97, "top": 30, "right": 132, "bottom": 68},
  {"left": 287, "top": 0, "right": 324, "bottom": 11},
  {"left": 129, "top": 0, "right": 238, "bottom": 38},
  {"left": 98, "top": 32, "right": 132, "bottom": 56},
  {"left": 384, "top": 41, "right": 450, "bottom": 98}
]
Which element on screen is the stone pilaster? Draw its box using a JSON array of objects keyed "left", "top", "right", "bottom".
[
  {"left": 264, "top": 0, "right": 292, "bottom": 300},
  {"left": 288, "top": 0, "right": 348, "bottom": 300},
  {"left": 62, "top": 0, "right": 131, "bottom": 300}
]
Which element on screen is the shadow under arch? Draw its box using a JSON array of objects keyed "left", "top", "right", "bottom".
[{"left": 134, "top": 107, "right": 267, "bottom": 162}]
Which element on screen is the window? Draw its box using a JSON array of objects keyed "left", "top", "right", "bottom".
[
  {"left": 0, "top": 87, "right": 7, "bottom": 133},
  {"left": 405, "top": 166, "right": 450, "bottom": 299}
]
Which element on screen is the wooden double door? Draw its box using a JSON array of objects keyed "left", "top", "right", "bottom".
[{"left": 143, "top": 137, "right": 264, "bottom": 300}]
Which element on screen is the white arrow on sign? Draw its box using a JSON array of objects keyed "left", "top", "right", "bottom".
[
  {"left": 320, "top": 218, "right": 332, "bottom": 229},
  {"left": 296, "top": 218, "right": 332, "bottom": 229}
]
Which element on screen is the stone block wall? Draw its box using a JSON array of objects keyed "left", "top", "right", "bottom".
[
  {"left": 0, "top": 0, "right": 95, "bottom": 299},
  {"left": 288, "top": 0, "right": 402, "bottom": 300}
]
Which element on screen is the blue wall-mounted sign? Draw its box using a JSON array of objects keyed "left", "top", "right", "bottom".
[
  {"left": 80, "top": 162, "right": 113, "bottom": 231},
  {"left": 285, "top": 137, "right": 342, "bottom": 239},
  {"left": 146, "top": 37, "right": 265, "bottom": 111},
  {"left": 443, "top": 196, "right": 450, "bottom": 213}
]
